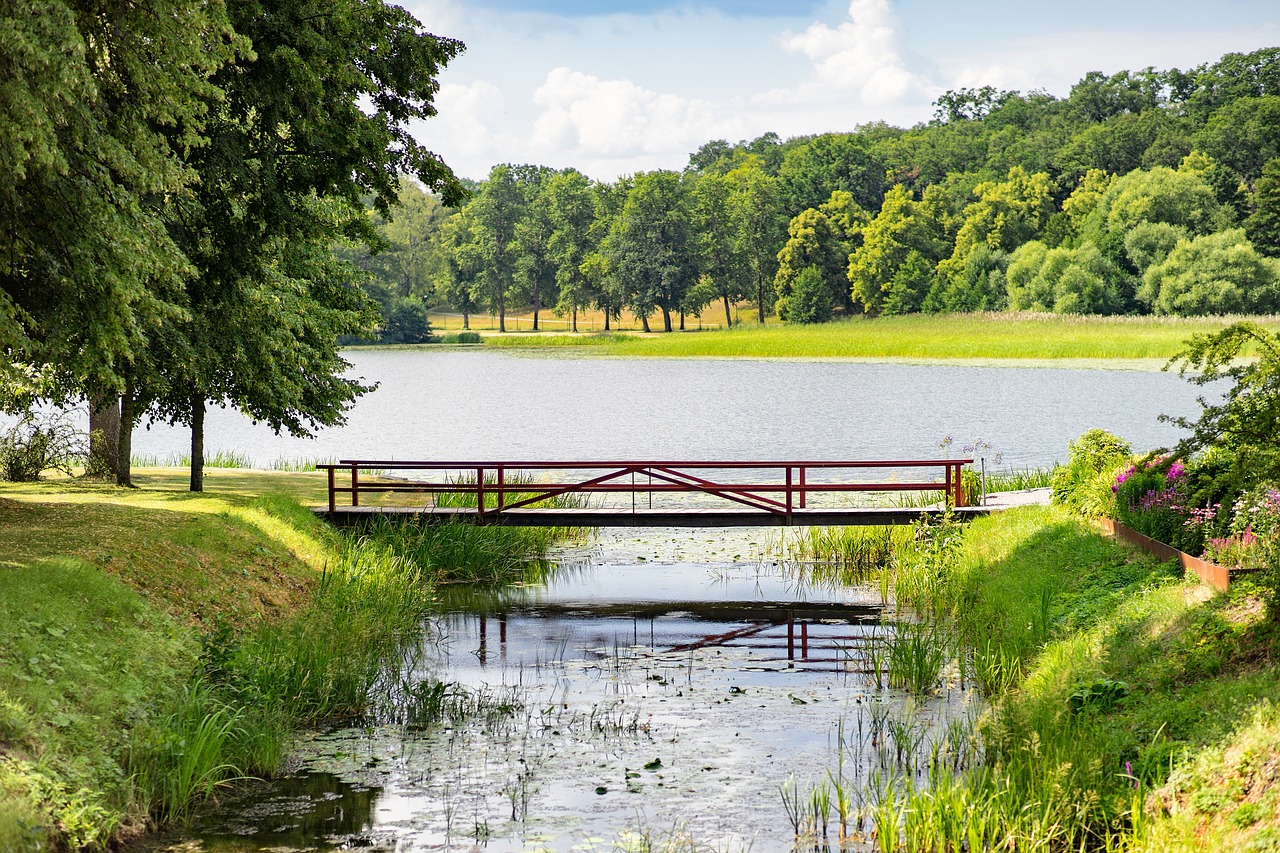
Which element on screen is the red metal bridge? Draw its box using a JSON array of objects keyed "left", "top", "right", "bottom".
[{"left": 317, "top": 458, "right": 984, "bottom": 527}]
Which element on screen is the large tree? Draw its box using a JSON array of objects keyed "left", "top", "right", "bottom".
[
  {"left": 0, "top": 0, "right": 235, "bottom": 428},
  {"left": 156, "top": 0, "right": 465, "bottom": 490},
  {"left": 607, "top": 171, "right": 694, "bottom": 333}
]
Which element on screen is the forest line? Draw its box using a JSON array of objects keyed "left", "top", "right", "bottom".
[{"left": 349, "top": 47, "right": 1280, "bottom": 342}]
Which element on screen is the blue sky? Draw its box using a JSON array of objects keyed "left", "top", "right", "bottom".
[{"left": 404, "top": 0, "right": 1280, "bottom": 181}]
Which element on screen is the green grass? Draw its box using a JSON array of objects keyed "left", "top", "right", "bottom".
[
  {"left": 482, "top": 312, "right": 1280, "bottom": 360},
  {"left": 0, "top": 557, "right": 195, "bottom": 848},
  {"left": 874, "top": 504, "right": 1280, "bottom": 851},
  {"left": 0, "top": 469, "right": 557, "bottom": 850},
  {"left": 130, "top": 453, "right": 337, "bottom": 472}
]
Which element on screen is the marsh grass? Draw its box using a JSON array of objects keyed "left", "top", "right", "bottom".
[
  {"left": 483, "top": 312, "right": 1280, "bottom": 360},
  {"left": 886, "top": 622, "right": 950, "bottom": 697},
  {"left": 128, "top": 680, "right": 248, "bottom": 823},
  {"left": 355, "top": 515, "right": 571, "bottom": 584},
  {"left": 772, "top": 525, "right": 912, "bottom": 577},
  {"left": 130, "top": 452, "right": 336, "bottom": 472},
  {"left": 858, "top": 504, "right": 1280, "bottom": 850}
]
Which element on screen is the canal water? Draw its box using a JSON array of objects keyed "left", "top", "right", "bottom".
[{"left": 139, "top": 531, "right": 979, "bottom": 852}]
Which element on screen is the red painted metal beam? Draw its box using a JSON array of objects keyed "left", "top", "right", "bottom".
[{"left": 317, "top": 458, "right": 976, "bottom": 515}]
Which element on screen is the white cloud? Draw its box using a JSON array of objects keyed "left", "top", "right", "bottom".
[
  {"left": 780, "top": 0, "right": 936, "bottom": 105},
  {"left": 531, "top": 68, "right": 742, "bottom": 162}
]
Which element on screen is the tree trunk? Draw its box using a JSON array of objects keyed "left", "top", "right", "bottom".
[
  {"left": 679, "top": 309, "right": 685, "bottom": 331},
  {"left": 661, "top": 306, "right": 672, "bottom": 333},
  {"left": 116, "top": 382, "right": 135, "bottom": 488},
  {"left": 723, "top": 295, "right": 733, "bottom": 328},
  {"left": 89, "top": 397, "right": 121, "bottom": 479},
  {"left": 190, "top": 394, "right": 205, "bottom": 493},
  {"left": 640, "top": 312, "right": 651, "bottom": 333},
  {"left": 462, "top": 310, "right": 470, "bottom": 330},
  {"left": 498, "top": 293, "right": 506, "bottom": 332},
  {"left": 604, "top": 310, "right": 611, "bottom": 332},
  {"left": 533, "top": 287, "right": 540, "bottom": 331},
  {"left": 757, "top": 274, "right": 766, "bottom": 324},
  {"left": 572, "top": 306, "right": 578, "bottom": 333}
]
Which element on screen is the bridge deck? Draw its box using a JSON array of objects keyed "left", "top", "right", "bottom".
[{"left": 316, "top": 504, "right": 993, "bottom": 528}]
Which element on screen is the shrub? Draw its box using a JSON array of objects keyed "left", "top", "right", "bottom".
[
  {"left": 1227, "top": 483, "right": 1280, "bottom": 613},
  {"left": 1051, "top": 429, "right": 1131, "bottom": 518},
  {"left": 781, "top": 266, "right": 833, "bottom": 324},
  {"left": 441, "top": 331, "right": 482, "bottom": 344},
  {"left": 0, "top": 413, "right": 86, "bottom": 481}
]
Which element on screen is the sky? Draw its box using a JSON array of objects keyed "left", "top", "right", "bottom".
[{"left": 401, "top": 0, "right": 1280, "bottom": 182}]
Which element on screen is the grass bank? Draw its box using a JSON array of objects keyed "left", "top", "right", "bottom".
[
  {"left": 480, "top": 313, "right": 1280, "bottom": 361},
  {"left": 0, "top": 468, "right": 561, "bottom": 850},
  {"left": 880, "top": 504, "right": 1280, "bottom": 850}
]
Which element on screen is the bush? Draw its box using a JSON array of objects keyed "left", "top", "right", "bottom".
[
  {"left": 782, "top": 266, "right": 833, "bottom": 324},
  {"left": 379, "top": 297, "right": 435, "bottom": 344},
  {"left": 441, "top": 331, "right": 482, "bottom": 344},
  {"left": 1051, "top": 428, "right": 1132, "bottom": 518},
  {"left": 1225, "top": 484, "right": 1280, "bottom": 614},
  {"left": 0, "top": 413, "right": 86, "bottom": 481}
]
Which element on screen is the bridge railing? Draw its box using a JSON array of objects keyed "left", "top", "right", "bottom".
[{"left": 318, "top": 459, "right": 975, "bottom": 517}]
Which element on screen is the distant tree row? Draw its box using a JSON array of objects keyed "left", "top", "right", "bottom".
[{"left": 357, "top": 47, "right": 1280, "bottom": 330}]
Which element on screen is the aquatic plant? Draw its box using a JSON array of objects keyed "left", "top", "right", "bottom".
[
  {"left": 886, "top": 622, "right": 949, "bottom": 697},
  {"left": 127, "top": 679, "right": 248, "bottom": 822}
]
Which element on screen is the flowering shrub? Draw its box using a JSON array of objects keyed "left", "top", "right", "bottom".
[{"left": 1113, "top": 457, "right": 1206, "bottom": 555}]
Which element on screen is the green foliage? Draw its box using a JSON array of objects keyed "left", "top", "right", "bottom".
[
  {"left": 1245, "top": 157, "right": 1280, "bottom": 257},
  {"left": 0, "top": 412, "right": 85, "bottom": 481},
  {"left": 1140, "top": 229, "right": 1280, "bottom": 315},
  {"left": 1007, "top": 241, "right": 1126, "bottom": 314},
  {"left": 379, "top": 296, "right": 435, "bottom": 344},
  {"left": 1165, "top": 321, "right": 1280, "bottom": 482},
  {"left": 936, "top": 167, "right": 1053, "bottom": 302},
  {"left": 1088, "top": 161, "right": 1228, "bottom": 240},
  {"left": 779, "top": 266, "right": 834, "bottom": 324},
  {"left": 1050, "top": 428, "right": 1132, "bottom": 518},
  {"left": 1124, "top": 220, "right": 1188, "bottom": 272},
  {"left": 1197, "top": 95, "right": 1280, "bottom": 183},
  {"left": 606, "top": 170, "right": 695, "bottom": 332},
  {"left": 774, "top": 205, "right": 849, "bottom": 316}
]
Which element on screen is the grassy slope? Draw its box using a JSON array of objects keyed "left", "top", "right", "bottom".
[
  {"left": 4, "top": 472, "right": 1278, "bottom": 850},
  {"left": 481, "top": 313, "right": 1280, "bottom": 360},
  {"left": 910, "top": 505, "right": 1280, "bottom": 850},
  {"left": 0, "top": 469, "right": 332, "bottom": 849}
]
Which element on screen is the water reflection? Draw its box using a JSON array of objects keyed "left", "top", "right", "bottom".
[{"left": 146, "top": 548, "right": 981, "bottom": 852}]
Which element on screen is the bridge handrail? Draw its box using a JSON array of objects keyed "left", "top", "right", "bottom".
[{"left": 318, "top": 458, "right": 975, "bottom": 516}]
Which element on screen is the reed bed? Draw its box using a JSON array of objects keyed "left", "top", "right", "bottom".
[
  {"left": 130, "top": 451, "right": 336, "bottom": 472},
  {"left": 484, "top": 313, "right": 1280, "bottom": 360}
]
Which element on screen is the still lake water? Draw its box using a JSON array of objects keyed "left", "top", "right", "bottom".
[{"left": 129, "top": 349, "right": 1204, "bottom": 468}]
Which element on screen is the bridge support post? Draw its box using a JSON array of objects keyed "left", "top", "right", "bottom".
[
  {"left": 350, "top": 464, "right": 360, "bottom": 508},
  {"left": 476, "top": 467, "right": 485, "bottom": 517}
]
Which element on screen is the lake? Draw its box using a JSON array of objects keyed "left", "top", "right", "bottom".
[{"left": 128, "top": 349, "right": 1204, "bottom": 470}]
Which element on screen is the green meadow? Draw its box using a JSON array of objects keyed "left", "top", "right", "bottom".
[{"left": 480, "top": 312, "right": 1280, "bottom": 361}]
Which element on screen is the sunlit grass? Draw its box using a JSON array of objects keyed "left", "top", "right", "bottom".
[{"left": 483, "top": 312, "right": 1280, "bottom": 360}]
